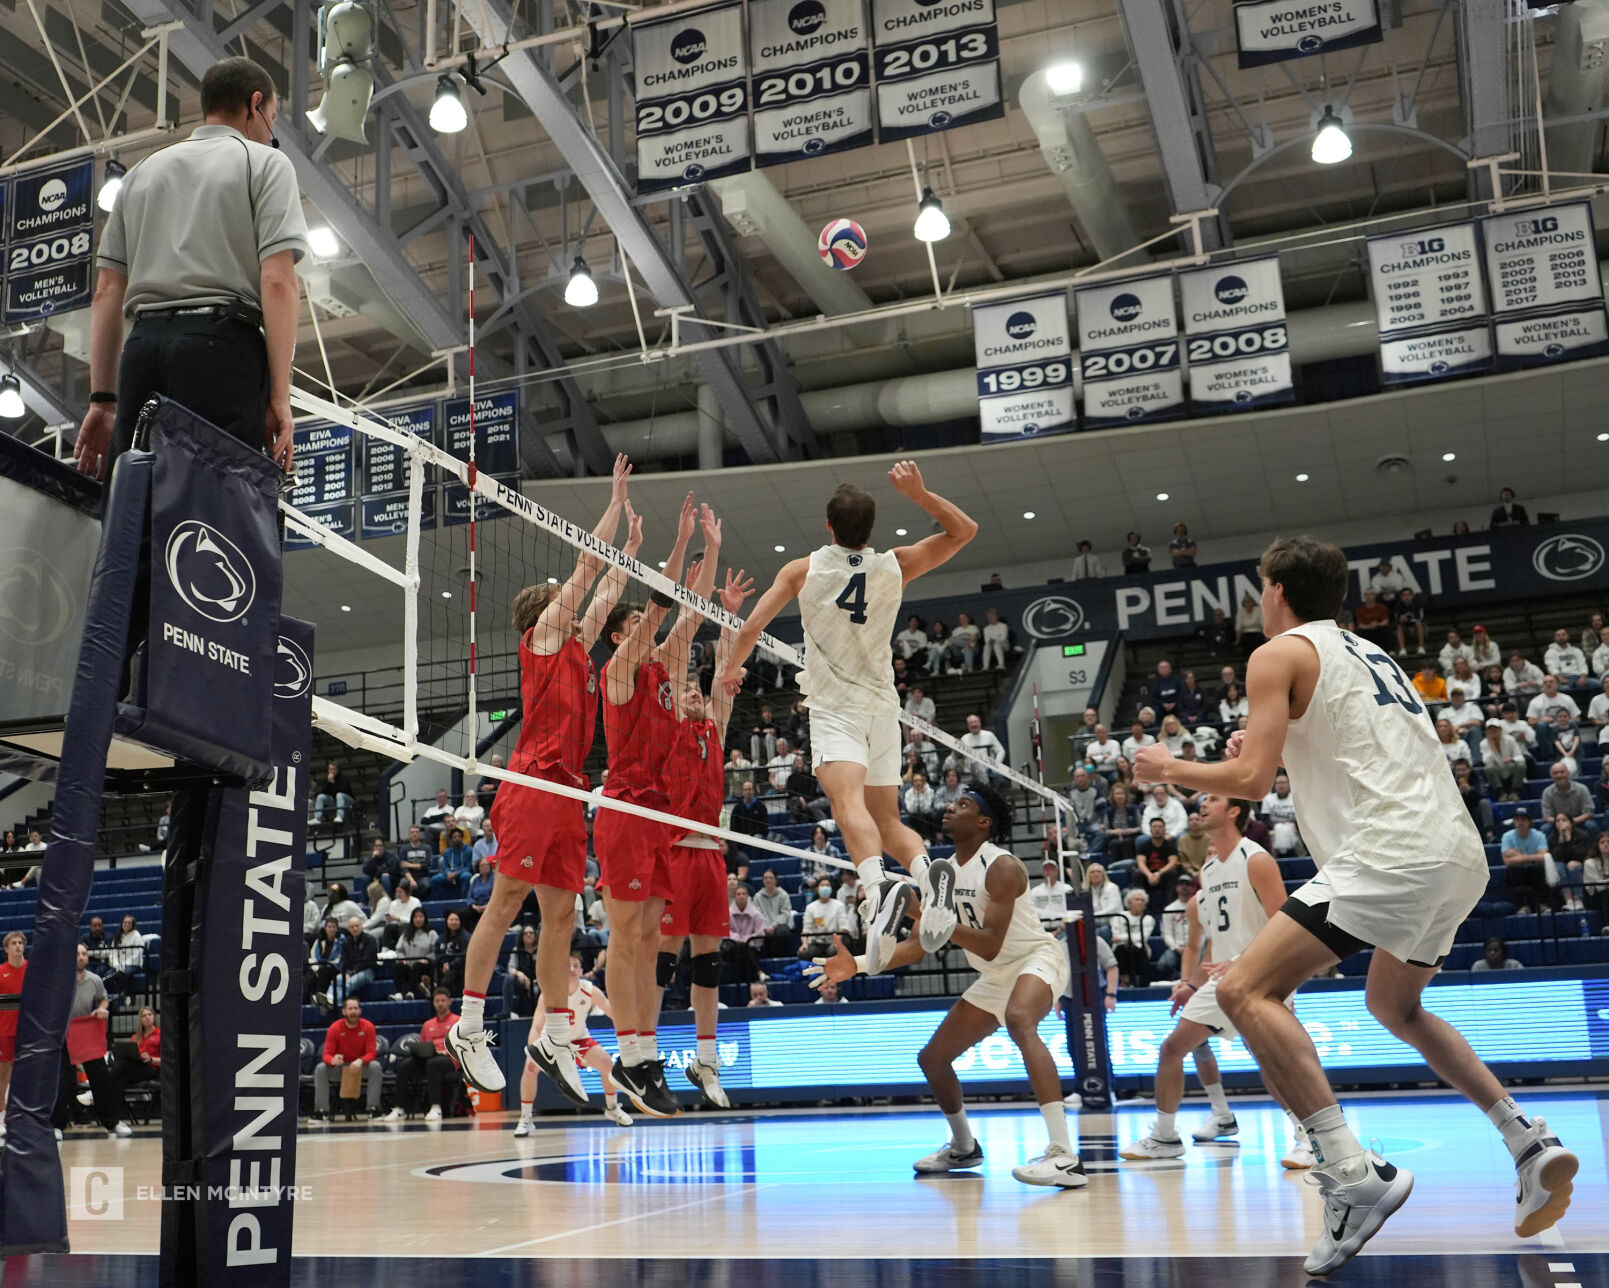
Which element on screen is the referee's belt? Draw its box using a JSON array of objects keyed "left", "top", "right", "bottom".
[{"left": 136, "top": 301, "right": 264, "bottom": 329}]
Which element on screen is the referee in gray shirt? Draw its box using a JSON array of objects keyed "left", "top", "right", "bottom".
[{"left": 73, "top": 56, "right": 307, "bottom": 481}]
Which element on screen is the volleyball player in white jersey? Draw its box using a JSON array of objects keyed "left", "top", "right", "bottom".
[
  {"left": 807, "top": 786, "right": 1086, "bottom": 1189},
  {"left": 720, "top": 461, "right": 978, "bottom": 972},
  {"left": 1121, "top": 793, "right": 1307, "bottom": 1164},
  {"left": 1135, "top": 536, "right": 1576, "bottom": 1274},
  {"left": 514, "top": 955, "right": 632, "bottom": 1131}
]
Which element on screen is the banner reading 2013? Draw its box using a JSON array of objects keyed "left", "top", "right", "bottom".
[
  {"left": 1178, "top": 256, "right": 1293, "bottom": 412},
  {"left": 1075, "top": 274, "right": 1182, "bottom": 427},
  {"left": 633, "top": 2, "right": 750, "bottom": 193},
  {"left": 750, "top": 0, "right": 873, "bottom": 165},
  {"left": 972, "top": 291, "right": 1074, "bottom": 441},
  {"left": 871, "top": 0, "right": 1002, "bottom": 142}
]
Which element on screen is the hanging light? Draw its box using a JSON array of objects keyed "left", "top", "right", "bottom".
[
  {"left": 98, "top": 158, "right": 126, "bottom": 213},
  {"left": 430, "top": 74, "right": 469, "bottom": 134},
  {"left": 0, "top": 375, "right": 25, "bottom": 419},
  {"left": 1311, "top": 107, "right": 1352, "bottom": 165},
  {"left": 564, "top": 257, "right": 598, "bottom": 308},
  {"left": 306, "top": 225, "right": 341, "bottom": 260},
  {"left": 1044, "top": 61, "right": 1084, "bottom": 98},
  {"left": 913, "top": 187, "right": 950, "bottom": 243}
]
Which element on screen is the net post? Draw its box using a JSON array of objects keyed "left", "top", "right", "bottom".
[
  {"left": 402, "top": 452, "right": 424, "bottom": 745},
  {"left": 464, "top": 233, "right": 478, "bottom": 755}
]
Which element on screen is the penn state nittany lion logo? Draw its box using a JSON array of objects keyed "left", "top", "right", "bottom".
[
  {"left": 847, "top": 554, "right": 862, "bottom": 567},
  {"left": 657, "top": 679, "right": 675, "bottom": 711}
]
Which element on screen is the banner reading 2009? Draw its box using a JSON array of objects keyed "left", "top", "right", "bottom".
[
  {"left": 1074, "top": 274, "right": 1182, "bottom": 427},
  {"left": 633, "top": 2, "right": 750, "bottom": 193},
  {"left": 1178, "top": 256, "right": 1293, "bottom": 412},
  {"left": 750, "top": 0, "right": 872, "bottom": 165},
  {"left": 871, "top": 0, "right": 1002, "bottom": 142},
  {"left": 972, "top": 291, "right": 1074, "bottom": 441}
]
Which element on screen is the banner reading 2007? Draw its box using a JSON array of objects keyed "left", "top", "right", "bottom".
[
  {"left": 1178, "top": 256, "right": 1293, "bottom": 412},
  {"left": 972, "top": 291, "right": 1074, "bottom": 441},
  {"left": 871, "top": 0, "right": 1002, "bottom": 142},
  {"left": 1074, "top": 274, "right": 1182, "bottom": 427},
  {"left": 750, "top": 0, "right": 873, "bottom": 165},
  {"left": 633, "top": 1, "right": 750, "bottom": 193}
]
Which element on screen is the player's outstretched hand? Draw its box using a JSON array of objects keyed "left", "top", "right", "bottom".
[
  {"left": 611, "top": 452, "right": 632, "bottom": 503},
  {"left": 720, "top": 568, "right": 755, "bottom": 614},
  {"left": 888, "top": 459, "right": 926, "bottom": 499},
  {"left": 804, "top": 934, "right": 859, "bottom": 987},
  {"left": 623, "top": 501, "right": 643, "bottom": 555},
  {"left": 699, "top": 502, "right": 721, "bottom": 550},
  {"left": 1202, "top": 960, "right": 1231, "bottom": 980},
  {"left": 1223, "top": 729, "right": 1247, "bottom": 761},
  {"left": 1168, "top": 981, "right": 1193, "bottom": 1016},
  {"left": 677, "top": 490, "right": 697, "bottom": 542},
  {"left": 716, "top": 666, "right": 747, "bottom": 696},
  {"left": 1134, "top": 742, "right": 1175, "bottom": 784}
]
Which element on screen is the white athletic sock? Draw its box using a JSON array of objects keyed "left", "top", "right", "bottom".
[
  {"left": 908, "top": 853, "right": 932, "bottom": 884},
  {"left": 944, "top": 1108, "right": 975, "bottom": 1152},
  {"left": 639, "top": 1030, "right": 659, "bottom": 1062},
  {"left": 1486, "top": 1096, "right": 1532, "bottom": 1154},
  {"left": 1303, "top": 1104, "right": 1364, "bottom": 1174},
  {"left": 1287, "top": 1110, "right": 1306, "bottom": 1142},
  {"left": 1039, "top": 1100, "right": 1073, "bottom": 1154},
  {"left": 857, "top": 857, "right": 889, "bottom": 887},
  {"left": 544, "top": 1007, "right": 573, "bottom": 1047},
  {"left": 1155, "top": 1110, "right": 1177, "bottom": 1140},
  {"left": 459, "top": 991, "right": 486, "bottom": 1035},
  {"left": 1203, "top": 1081, "right": 1230, "bottom": 1118},
  {"left": 618, "top": 1031, "right": 638, "bottom": 1064},
  {"left": 604, "top": 1091, "right": 618, "bottom": 1108},
  {"left": 697, "top": 1035, "right": 717, "bottom": 1066},
  {"left": 519, "top": 1100, "right": 533, "bottom": 1120}
]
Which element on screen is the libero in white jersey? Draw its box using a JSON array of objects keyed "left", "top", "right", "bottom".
[
  {"left": 516, "top": 955, "right": 632, "bottom": 1132},
  {"left": 721, "top": 462, "right": 978, "bottom": 973},
  {"left": 1134, "top": 536, "right": 1576, "bottom": 1275}
]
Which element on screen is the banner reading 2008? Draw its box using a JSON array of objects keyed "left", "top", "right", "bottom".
[
  {"left": 633, "top": 2, "right": 750, "bottom": 193},
  {"left": 1074, "top": 274, "right": 1182, "bottom": 427},
  {"left": 1178, "top": 256, "right": 1293, "bottom": 412},
  {"left": 871, "top": 0, "right": 1002, "bottom": 142},
  {"left": 972, "top": 291, "right": 1074, "bottom": 441},
  {"left": 750, "top": 0, "right": 872, "bottom": 165}
]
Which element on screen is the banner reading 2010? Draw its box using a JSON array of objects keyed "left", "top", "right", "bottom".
[
  {"left": 633, "top": 1, "right": 751, "bottom": 193},
  {"left": 750, "top": 0, "right": 873, "bottom": 165}
]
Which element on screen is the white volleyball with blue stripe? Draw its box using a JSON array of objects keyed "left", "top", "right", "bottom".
[{"left": 817, "top": 218, "right": 867, "bottom": 270}]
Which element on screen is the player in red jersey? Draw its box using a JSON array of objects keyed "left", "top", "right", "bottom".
[
  {"left": 658, "top": 565, "right": 755, "bottom": 1109},
  {"left": 595, "top": 495, "right": 719, "bottom": 1118},
  {"left": 447, "top": 455, "right": 640, "bottom": 1101},
  {"left": 0, "top": 931, "right": 27, "bottom": 1119}
]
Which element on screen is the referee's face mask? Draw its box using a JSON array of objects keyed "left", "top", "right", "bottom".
[{"left": 249, "top": 91, "right": 280, "bottom": 148}]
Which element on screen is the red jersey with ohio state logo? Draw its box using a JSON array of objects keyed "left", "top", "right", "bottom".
[
  {"left": 601, "top": 655, "right": 677, "bottom": 806},
  {"left": 666, "top": 716, "right": 724, "bottom": 842},
  {"left": 509, "top": 631, "right": 598, "bottom": 788}
]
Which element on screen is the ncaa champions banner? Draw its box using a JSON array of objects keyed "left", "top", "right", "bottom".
[
  {"left": 2, "top": 157, "right": 95, "bottom": 323},
  {"left": 971, "top": 291, "right": 1074, "bottom": 441},
  {"left": 1074, "top": 273, "right": 1183, "bottom": 427},
  {"left": 1366, "top": 220, "right": 1493, "bottom": 385},
  {"left": 871, "top": 0, "right": 1003, "bottom": 142},
  {"left": 1479, "top": 200, "right": 1609, "bottom": 369},
  {"left": 750, "top": 0, "right": 873, "bottom": 165},
  {"left": 1178, "top": 256, "right": 1293, "bottom": 412},
  {"left": 633, "top": 1, "right": 751, "bottom": 193},
  {"left": 1233, "top": 0, "right": 1382, "bottom": 68}
]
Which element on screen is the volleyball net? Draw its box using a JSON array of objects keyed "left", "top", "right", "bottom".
[{"left": 280, "top": 383, "right": 1075, "bottom": 877}]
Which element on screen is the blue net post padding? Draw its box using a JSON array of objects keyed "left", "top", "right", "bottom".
[{"left": 1063, "top": 890, "right": 1115, "bottom": 1112}]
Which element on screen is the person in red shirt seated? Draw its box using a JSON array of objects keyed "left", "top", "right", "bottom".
[
  {"left": 389, "top": 987, "right": 460, "bottom": 1121},
  {"left": 0, "top": 930, "right": 26, "bottom": 1111},
  {"left": 108, "top": 1004, "right": 160, "bottom": 1130},
  {"left": 313, "top": 996, "right": 380, "bottom": 1121}
]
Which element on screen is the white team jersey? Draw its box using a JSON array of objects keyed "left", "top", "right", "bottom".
[
  {"left": 1193, "top": 838, "right": 1272, "bottom": 962},
  {"left": 797, "top": 544, "right": 903, "bottom": 717},
  {"left": 569, "top": 980, "right": 599, "bottom": 1027},
  {"left": 953, "top": 841, "right": 1056, "bottom": 975},
  {"left": 1281, "top": 620, "right": 1486, "bottom": 873}
]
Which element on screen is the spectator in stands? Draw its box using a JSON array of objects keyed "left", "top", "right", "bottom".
[
  {"left": 1113, "top": 755, "right": 1138, "bottom": 792},
  {"left": 725, "top": 747, "right": 757, "bottom": 795},
  {"left": 1528, "top": 676, "right": 1582, "bottom": 758},
  {"left": 1175, "top": 672, "right": 1207, "bottom": 729},
  {"left": 981, "top": 608, "right": 1010, "bottom": 670},
  {"left": 460, "top": 858, "right": 496, "bottom": 931},
  {"left": 1474, "top": 937, "right": 1523, "bottom": 971},
  {"left": 366, "top": 875, "right": 422, "bottom": 947},
  {"left": 1497, "top": 700, "right": 1538, "bottom": 763},
  {"left": 958, "top": 714, "right": 1006, "bottom": 785},
  {"left": 1354, "top": 589, "right": 1392, "bottom": 649},
  {"left": 948, "top": 613, "right": 982, "bottom": 672},
  {"left": 1070, "top": 540, "right": 1105, "bottom": 581},
  {"left": 1031, "top": 859, "right": 1073, "bottom": 933},
  {"left": 1135, "top": 817, "right": 1180, "bottom": 906},
  {"left": 748, "top": 705, "right": 781, "bottom": 765},
  {"left": 1591, "top": 629, "right": 1609, "bottom": 681},
  {"left": 923, "top": 620, "right": 949, "bottom": 674},
  {"left": 799, "top": 880, "right": 848, "bottom": 960},
  {"left": 1479, "top": 719, "right": 1528, "bottom": 801},
  {"left": 1551, "top": 815, "right": 1590, "bottom": 912},
  {"left": 436, "top": 909, "right": 468, "bottom": 992},
  {"left": 762, "top": 737, "right": 796, "bottom": 794},
  {"left": 338, "top": 915, "right": 377, "bottom": 1000},
  {"left": 0, "top": 831, "right": 15, "bottom": 853},
  {"left": 312, "top": 996, "right": 381, "bottom": 1121},
  {"left": 1156, "top": 714, "right": 1193, "bottom": 756},
  {"left": 418, "top": 788, "right": 454, "bottom": 845},
  {"left": 504, "top": 924, "right": 539, "bottom": 1017},
  {"left": 1469, "top": 624, "right": 1501, "bottom": 670},
  {"left": 1413, "top": 662, "right": 1448, "bottom": 710},
  {"left": 22, "top": 830, "right": 45, "bottom": 854},
  {"left": 81, "top": 916, "right": 113, "bottom": 980},
  {"left": 753, "top": 870, "right": 795, "bottom": 954},
  {"left": 431, "top": 830, "right": 474, "bottom": 902},
  {"left": 472, "top": 818, "right": 498, "bottom": 868},
  {"left": 1157, "top": 874, "right": 1196, "bottom": 978},
  {"left": 1436, "top": 718, "right": 1473, "bottom": 769},
  {"left": 1151, "top": 660, "right": 1182, "bottom": 717},
  {"left": 362, "top": 838, "right": 401, "bottom": 906},
  {"left": 904, "top": 684, "right": 936, "bottom": 725},
  {"left": 1481, "top": 665, "right": 1511, "bottom": 717},
  {"left": 729, "top": 780, "right": 769, "bottom": 874},
  {"left": 1176, "top": 812, "right": 1211, "bottom": 876},
  {"left": 1066, "top": 767, "right": 1100, "bottom": 845},
  {"left": 1141, "top": 783, "right": 1188, "bottom": 839},
  {"left": 1168, "top": 522, "right": 1197, "bottom": 568},
  {"left": 814, "top": 978, "right": 844, "bottom": 1005},
  {"left": 314, "top": 761, "right": 356, "bottom": 825},
  {"left": 720, "top": 885, "right": 767, "bottom": 984},
  {"left": 895, "top": 615, "right": 928, "bottom": 666},
  {"left": 1439, "top": 629, "right": 1474, "bottom": 674},
  {"left": 1589, "top": 676, "right": 1609, "bottom": 740},
  {"left": 53, "top": 944, "right": 123, "bottom": 1136},
  {"left": 102, "top": 914, "right": 143, "bottom": 996},
  {"left": 391, "top": 906, "right": 438, "bottom": 1000},
  {"left": 1449, "top": 657, "right": 1482, "bottom": 703},
  {"left": 1489, "top": 487, "right": 1529, "bottom": 529},
  {"left": 748, "top": 983, "right": 782, "bottom": 1008},
  {"left": 1098, "top": 782, "right": 1143, "bottom": 866},
  {"left": 475, "top": 753, "right": 504, "bottom": 811},
  {"left": 1454, "top": 763, "right": 1497, "bottom": 842},
  {"left": 1069, "top": 707, "right": 1100, "bottom": 764},
  {"left": 451, "top": 790, "right": 484, "bottom": 839},
  {"left": 1260, "top": 773, "right": 1303, "bottom": 856},
  {"left": 1446, "top": 689, "right": 1484, "bottom": 748},
  {"left": 1542, "top": 761, "right": 1595, "bottom": 838},
  {"left": 1553, "top": 711, "right": 1582, "bottom": 776},
  {"left": 1086, "top": 724, "right": 1121, "bottom": 778},
  {"left": 1218, "top": 682, "right": 1249, "bottom": 728},
  {"left": 1506, "top": 651, "right": 1545, "bottom": 699},
  {"left": 1545, "top": 628, "right": 1589, "bottom": 688},
  {"left": 388, "top": 986, "right": 460, "bottom": 1121},
  {"left": 1199, "top": 607, "right": 1234, "bottom": 656},
  {"left": 1393, "top": 586, "right": 1426, "bottom": 657},
  {"left": 902, "top": 737, "right": 941, "bottom": 784},
  {"left": 891, "top": 656, "right": 913, "bottom": 697},
  {"left": 1084, "top": 862, "right": 1123, "bottom": 941},
  {"left": 902, "top": 771, "right": 940, "bottom": 841},
  {"left": 1121, "top": 719, "right": 1156, "bottom": 764},
  {"left": 1499, "top": 808, "right": 1551, "bottom": 913},
  {"left": 1234, "top": 592, "right": 1265, "bottom": 656},
  {"left": 1122, "top": 531, "right": 1151, "bottom": 576},
  {"left": 106, "top": 1004, "right": 159, "bottom": 1134},
  {"left": 985, "top": 572, "right": 1005, "bottom": 592},
  {"left": 1367, "top": 558, "right": 1404, "bottom": 602},
  {"left": 1112, "top": 890, "right": 1157, "bottom": 986},
  {"left": 1586, "top": 834, "right": 1609, "bottom": 914},
  {"left": 396, "top": 825, "right": 433, "bottom": 886},
  {"left": 933, "top": 766, "right": 965, "bottom": 812},
  {"left": 306, "top": 917, "right": 341, "bottom": 1008}
]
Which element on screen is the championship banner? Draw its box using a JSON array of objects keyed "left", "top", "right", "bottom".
[
  {"left": 633, "top": 1, "right": 751, "bottom": 192},
  {"left": 359, "top": 400, "right": 438, "bottom": 540},
  {"left": 281, "top": 502, "right": 355, "bottom": 550},
  {"left": 1178, "top": 256, "right": 1293, "bottom": 412},
  {"left": 971, "top": 291, "right": 1075, "bottom": 441},
  {"left": 287, "top": 420, "right": 355, "bottom": 513},
  {"left": 1366, "top": 220, "right": 1493, "bottom": 385},
  {"left": 1479, "top": 201, "right": 1609, "bottom": 369},
  {"left": 871, "top": 0, "right": 1002, "bottom": 142},
  {"left": 750, "top": 0, "right": 873, "bottom": 166},
  {"left": 443, "top": 389, "right": 520, "bottom": 475},
  {"left": 1074, "top": 273, "right": 1182, "bottom": 427},
  {"left": 2, "top": 157, "right": 95, "bottom": 323},
  {"left": 1233, "top": 0, "right": 1382, "bottom": 68}
]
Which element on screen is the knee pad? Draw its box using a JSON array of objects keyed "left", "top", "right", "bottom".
[
  {"left": 656, "top": 951, "right": 679, "bottom": 988},
  {"left": 689, "top": 951, "right": 722, "bottom": 989}
]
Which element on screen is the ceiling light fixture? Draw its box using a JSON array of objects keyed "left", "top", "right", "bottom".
[
  {"left": 310, "top": 1, "right": 376, "bottom": 143},
  {"left": 98, "top": 158, "right": 126, "bottom": 213},
  {"left": 1295, "top": 473, "right": 1309, "bottom": 482},
  {"left": 547, "top": 576, "right": 559, "bottom": 584},
  {"left": 1311, "top": 106, "right": 1352, "bottom": 165},
  {"left": 441, "top": 590, "right": 452, "bottom": 599},
  {"left": 564, "top": 256, "right": 599, "bottom": 308},
  {"left": 913, "top": 187, "right": 950, "bottom": 243},
  {"left": 774, "top": 544, "right": 786, "bottom": 553},
  {"left": 0, "top": 375, "right": 24, "bottom": 419},
  {"left": 895, "top": 528, "right": 908, "bottom": 536},
  {"left": 1442, "top": 452, "right": 1456, "bottom": 462},
  {"left": 429, "top": 73, "right": 469, "bottom": 133},
  {"left": 1156, "top": 491, "right": 1170, "bottom": 502},
  {"left": 307, "top": 225, "right": 340, "bottom": 260},
  {"left": 1598, "top": 433, "right": 1609, "bottom": 442},
  {"left": 340, "top": 604, "right": 352, "bottom": 612},
  {"left": 1045, "top": 61, "right": 1084, "bottom": 98},
  {"left": 1022, "top": 511, "right": 1036, "bottom": 520}
]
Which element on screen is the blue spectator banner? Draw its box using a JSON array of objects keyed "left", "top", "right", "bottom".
[
  {"left": 1178, "top": 255, "right": 1293, "bottom": 412},
  {"left": 1074, "top": 273, "right": 1183, "bottom": 426},
  {"left": 360, "top": 399, "right": 438, "bottom": 496},
  {"left": 971, "top": 290, "right": 1075, "bottom": 441},
  {"left": 871, "top": 0, "right": 1002, "bottom": 142},
  {"left": 286, "top": 420, "right": 354, "bottom": 511},
  {"left": 1366, "top": 219, "right": 1493, "bottom": 385},
  {"left": 1233, "top": 0, "right": 1381, "bottom": 69},
  {"left": 2, "top": 158, "right": 95, "bottom": 324},
  {"left": 633, "top": 1, "right": 751, "bottom": 192},
  {"left": 750, "top": 0, "right": 873, "bottom": 166},
  {"left": 443, "top": 389, "right": 520, "bottom": 477},
  {"left": 1479, "top": 200, "right": 1609, "bottom": 369}
]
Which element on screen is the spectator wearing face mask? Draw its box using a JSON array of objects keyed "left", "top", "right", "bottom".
[{"left": 798, "top": 881, "right": 848, "bottom": 959}]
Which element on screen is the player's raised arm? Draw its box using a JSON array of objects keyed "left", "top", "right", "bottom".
[
  {"left": 534, "top": 453, "right": 630, "bottom": 654},
  {"left": 581, "top": 502, "right": 643, "bottom": 653},
  {"left": 606, "top": 492, "right": 697, "bottom": 703},
  {"left": 659, "top": 505, "right": 722, "bottom": 694},
  {"left": 717, "top": 556, "right": 809, "bottom": 694},
  {"left": 887, "top": 460, "right": 978, "bottom": 586},
  {"left": 709, "top": 567, "right": 756, "bottom": 739}
]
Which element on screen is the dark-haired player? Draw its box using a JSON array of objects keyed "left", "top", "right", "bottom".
[
  {"left": 447, "top": 455, "right": 638, "bottom": 1100},
  {"left": 719, "top": 461, "right": 978, "bottom": 974},
  {"left": 1136, "top": 535, "right": 1576, "bottom": 1273},
  {"left": 808, "top": 786, "right": 1086, "bottom": 1189}
]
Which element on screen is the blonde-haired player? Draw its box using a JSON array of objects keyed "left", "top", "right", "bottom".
[{"left": 514, "top": 954, "right": 632, "bottom": 1133}]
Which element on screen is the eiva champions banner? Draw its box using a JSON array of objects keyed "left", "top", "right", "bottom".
[
  {"left": 1178, "top": 256, "right": 1292, "bottom": 412},
  {"left": 1233, "top": 0, "right": 1382, "bottom": 68},
  {"left": 871, "top": 0, "right": 1002, "bottom": 142},
  {"left": 633, "top": 1, "right": 750, "bottom": 193},
  {"left": 1479, "top": 200, "right": 1609, "bottom": 369},
  {"left": 1366, "top": 220, "right": 1493, "bottom": 385},
  {"left": 750, "top": 0, "right": 873, "bottom": 165},
  {"left": 972, "top": 291, "right": 1074, "bottom": 441},
  {"left": 1074, "top": 273, "right": 1182, "bottom": 427}
]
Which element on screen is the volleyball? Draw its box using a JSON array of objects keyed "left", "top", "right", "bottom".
[{"left": 817, "top": 218, "right": 867, "bottom": 270}]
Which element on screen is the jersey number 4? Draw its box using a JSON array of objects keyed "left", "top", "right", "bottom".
[
  {"left": 835, "top": 572, "right": 869, "bottom": 624},
  {"left": 1340, "top": 632, "right": 1424, "bottom": 715}
]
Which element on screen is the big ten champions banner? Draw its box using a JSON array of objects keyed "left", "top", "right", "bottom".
[
  {"left": 1178, "top": 256, "right": 1293, "bottom": 413},
  {"left": 971, "top": 291, "right": 1075, "bottom": 441},
  {"left": 443, "top": 389, "right": 521, "bottom": 526},
  {"left": 1232, "top": 0, "right": 1381, "bottom": 68},
  {"left": 360, "top": 400, "right": 438, "bottom": 539},
  {"left": 1479, "top": 200, "right": 1609, "bottom": 369},
  {"left": 283, "top": 418, "right": 356, "bottom": 549},
  {"left": 1074, "top": 273, "right": 1182, "bottom": 427},
  {"left": 750, "top": 0, "right": 873, "bottom": 165},
  {"left": 633, "top": 1, "right": 751, "bottom": 192},
  {"left": 870, "top": 0, "right": 1002, "bottom": 142},
  {"left": 1366, "top": 220, "right": 1493, "bottom": 385},
  {"left": 2, "top": 157, "right": 95, "bottom": 324}
]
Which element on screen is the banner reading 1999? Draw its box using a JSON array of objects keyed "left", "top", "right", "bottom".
[
  {"left": 1178, "top": 256, "right": 1292, "bottom": 413},
  {"left": 750, "top": 0, "right": 872, "bottom": 165},
  {"left": 1074, "top": 274, "right": 1182, "bottom": 427},
  {"left": 871, "top": 0, "right": 1002, "bottom": 142},
  {"left": 971, "top": 291, "right": 1074, "bottom": 441},
  {"left": 633, "top": 1, "right": 750, "bottom": 192}
]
